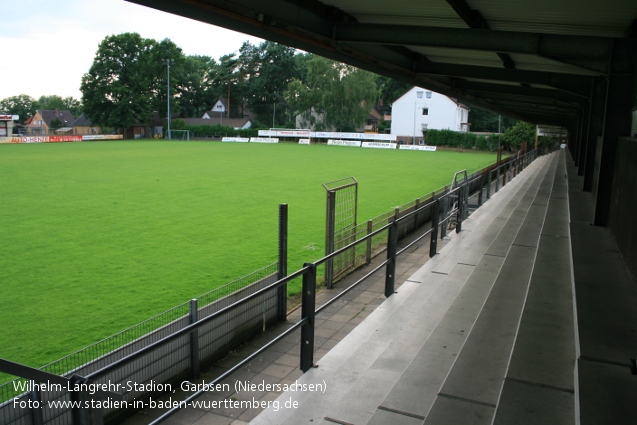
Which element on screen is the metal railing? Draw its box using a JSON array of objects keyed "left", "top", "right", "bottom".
[{"left": 0, "top": 150, "right": 539, "bottom": 425}]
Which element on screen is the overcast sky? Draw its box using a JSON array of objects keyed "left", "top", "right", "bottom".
[{"left": 0, "top": 0, "right": 263, "bottom": 101}]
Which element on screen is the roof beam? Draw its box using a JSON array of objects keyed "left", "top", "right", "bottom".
[
  {"left": 449, "top": 80, "right": 585, "bottom": 104},
  {"left": 334, "top": 23, "right": 612, "bottom": 73},
  {"left": 445, "top": 0, "right": 516, "bottom": 69},
  {"left": 414, "top": 61, "right": 592, "bottom": 96}
]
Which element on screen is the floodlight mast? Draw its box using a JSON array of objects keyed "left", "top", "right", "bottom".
[{"left": 162, "top": 59, "right": 175, "bottom": 139}]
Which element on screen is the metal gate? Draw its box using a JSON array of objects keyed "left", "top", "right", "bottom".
[{"left": 323, "top": 177, "right": 358, "bottom": 288}]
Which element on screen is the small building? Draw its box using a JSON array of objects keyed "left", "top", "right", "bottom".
[
  {"left": 391, "top": 87, "right": 470, "bottom": 143},
  {"left": 72, "top": 113, "right": 100, "bottom": 135},
  {"left": 0, "top": 114, "right": 19, "bottom": 137},
  {"left": 25, "top": 109, "right": 76, "bottom": 136}
]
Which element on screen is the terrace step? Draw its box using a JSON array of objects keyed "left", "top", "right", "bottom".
[
  {"left": 251, "top": 154, "right": 555, "bottom": 425},
  {"left": 421, "top": 153, "right": 559, "bottom": 425},
  {"left": 492, "top": 150, "right": 576, "bottom": 425}
]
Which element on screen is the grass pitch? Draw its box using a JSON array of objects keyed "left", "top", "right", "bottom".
[{"left": 0, "top": 141, "right": 497, "bottom": 374}]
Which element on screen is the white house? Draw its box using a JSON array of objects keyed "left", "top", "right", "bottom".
[{"left": 391, "top": 87, "right": 470, "bottom": 143}]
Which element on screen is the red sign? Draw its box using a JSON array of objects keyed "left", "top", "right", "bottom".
[{"left": 49, "top": 136, "right": 83, "bottom": 142}]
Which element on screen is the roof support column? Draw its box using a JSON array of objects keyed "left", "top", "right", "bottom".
[
  {"left": 574, "top": 108, "right": 586, "bottom": 168},
  {"left": 593, "top": 38, "right": 636, "bottom": 226},
  {"left": 581, "top": 79, "right": 606, "bottom": 182}
]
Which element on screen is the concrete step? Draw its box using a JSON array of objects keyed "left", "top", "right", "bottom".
[
  {"left": 492, "top": 150, "right": 577, "bottom": 425},
  {"left": 249, "top": 154, "right": 556, "bottom": 425},
  {"left": 364, "top": 156, "right": 555, "bottom": 424},
  {"left": 422, "top": 153, "right": 559, "bottom": 425}
]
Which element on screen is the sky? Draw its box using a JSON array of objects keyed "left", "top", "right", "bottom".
[{"left": 0, "top": 0, "right": 263, "bottom": 101}]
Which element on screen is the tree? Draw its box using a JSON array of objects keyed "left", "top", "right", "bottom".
[
  {"left": 285, "top": 56, "right": 379, "bottom": 132},
  {"left": 238, "top": 41, "right": 300, "bottom": 126},
  {"left": 0, "top": 95, "right": 40, "bottom": 122},
  {"left": 503, "top": 121, "right": 535, "bottom": 150},
  {"left": 469, "top": 108, "right": 516, "bottom": 133},
  {"left": 176, "top": 55, "right": 217, "bottom": 118},
  {"left": 80, "top": 33, "right": 184, "bottom": 129},
  {"left": 375, "top": 75, "right": 410, "bottom": 104},
  {"left": 38, "top": 95, "right": 83, "bottom": 117}
]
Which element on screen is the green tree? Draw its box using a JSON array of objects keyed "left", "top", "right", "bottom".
[
  {"left": 81, "top": 33, "right": 184, "bottom": 129},
  {"left": 38, "top": 95, "right": 83, "bottom": 117},
  {"left": 176, "top": 55, "right": 217, "bottom": 118},
  {"left": 469, "top": 108, "right": 516, "bottom": 133},
  {"left": 238, "top": 41, "right": 300, "bottom": 127},
  {"left": 0, "top": 95, "right": 40, "bottom": 122},
  {"left": 503, "top": 121, "right": 535, "bottom": 150},
  {"left": 285, "top": 56, "right": 379, "bottom": 132},
  {"left": 375, "top": 75, "right": 410, "bottom": 104}
]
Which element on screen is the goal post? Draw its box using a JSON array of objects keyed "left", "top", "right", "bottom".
[{"left": 166, "top": 130, "right": 192, "bottom": 141}]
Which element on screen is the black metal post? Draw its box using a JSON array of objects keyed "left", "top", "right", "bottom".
[
  {"left": 487, "top": 170, "right": 492, "bottom": 199},
  {"left": 414, "top": 198, "right": 420, "bottom": 232},
  {"left": 300, "top": 263, "right": 316, "bottom": 372},
  {"left": 496, "top": 165, "right": 500, "bottom": 192},
  {"left": 441, "top": 186, "right": 448, "bottom": 239},
  {"left": 277, "top": 204, "right": 288, "bottom": 321},
  {"left": 430, "top": 199, "right": 439, "bottom": 258},
  {"left": 29, "top": 390, "right": 44, "bottom": 425},
  {"left": 478, "top": 174, "right": 483, "bottom": 206},
  {"left": 70, "top": 375, "right": 89, "bottom": 425},
  {"left": 189, "top": 299, "right": 200, "bottom": 379},
  {"left": 385, "top": 220, "right": 398, "bottom": 298},
  {"left": 456, "top": 186, "right": 464, "bottom": 233},
  {"left": 366, "top": 220, "right": 373, "bottom": 264}
]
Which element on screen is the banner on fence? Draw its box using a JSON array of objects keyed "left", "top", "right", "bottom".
[
  {"left": 327, "top": 139, "right": 362, "bottom": 147},
  {"left": 8, "top": 135, "right": 124, "bottom": 143},
  {"left": 82, "top": 135, "right": 124, "bottom": 141},
  {"left": 222, "top": 137, "right": 250, "bottom": 142},
  {"left": 361, "top": 142, "right": 397, "bottom": 149},
  {"left": 258, "top": 130, "right": 310, "bottom": 137},
  {"left": 399, "top": 145, "right": 437, "bottom": 151},
  {"left": 299, "top": 139, "right": 311, "bottom": 145},
  {"left": 250, "top": 137, "right": 279, "bottom": 143}
]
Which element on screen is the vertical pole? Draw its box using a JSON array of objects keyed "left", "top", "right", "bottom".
[
  {"left": 325, "top": 191, "right": 336, "bottom": 289},
  {"left": 366, "top": 220, "right": 373, "bottom": 264},
  {"left": 189, "top": 299, "right": 200, "bottom": 379},
  {"left": 441, "top": 186, "right": 448, "bottom": 239},
  {"left": 29, "top": 390, "right": 44, "bottom": 425},
  {"left": 414, "top": 198, "right": 420, "bottom": 232},
  {"left": 478, "top": 174, "right": 483, "bottom": 206},
  {"left": 277, "top": 204, "right": 288, "bottom": 322},
  {"left": 495, "top": 165, "right": 500, "bottom": 193},
  {"left": 385, "top": 220, "right": 398, "bottom": 298},
  {"left": 300, "top": 263, "right": 316, "bottom": 372},
  {"left": 167, "top": 61, "right": 171, "bottom": 140},
  {"left": 70, "top": 375, "right": 89, "bottom": 425},
  {"left": 430, "top": 199, "right": 439, "bottom": 258},
  {"left": 456, "top": 186, "right": 464, "bottom": 233},
  {"left": 463, "top": 181, "right": 469, "bottom": 220},
  {"left": 487, "top": 170, "right": 492, "bottom": 199}
]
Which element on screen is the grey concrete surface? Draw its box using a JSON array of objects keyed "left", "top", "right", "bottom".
[{"left": 251, "top": 154, "right": 568, "bottom": 425}]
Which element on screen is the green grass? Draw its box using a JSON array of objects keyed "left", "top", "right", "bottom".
[{"left": 0, "top": 141, "right": 497, "bottom": 374}]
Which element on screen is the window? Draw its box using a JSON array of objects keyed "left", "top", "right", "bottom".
[
  {"left": 426, "top": 91, "right": 432, "bottom": 98},
  {"left": 422, "top": 108, "right": 429, "bottom": 116},
  {"left": 416, "top": 91, "right": 423, "bottom": 99}
]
